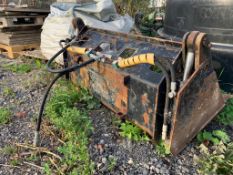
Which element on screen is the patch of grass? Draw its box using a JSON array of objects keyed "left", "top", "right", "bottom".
[
  {"left": 26, "top": 154, "right": 39, "bottom": 162},
  {"left": 20, "top": 56, "right": 46, "bottom": 70},
  {"left": 108, "top": 156, "right": 117, "bottom": 172},
  {"left": 2, "top": 87, "right": 15, "bottom": 97},
  {"left": 23, "top": 71, "right": 54, "bottom": 89},
  {"left": 3, "top": 63, "right": 32, "bottom": 73},
  {"left": 43, "top": 163, "right": 52, "bottom": 175},
  {"left": 195, "top": 142, "right": 233, "bottom": 175},
  {"left": 44, "top": 80, "right": 98, "bottom": 174},
  {"left": 119, "top": 121, "right": 149, "bottom": 142},
  {"left": 217, "top": 98, "right": 233, "bottom": 126},
  {"left": 0, "top": 145, "right": 17, "bottom": 155},
  {"left": 0, "top": 107, "right": 11, "bottom": 124},
  {"left": 112, "top": 116, "right": 122, "bottom": 127},
  {"left": 155, "top": 140, "right": 171, "bottom": 157},
  {"left": 10, "top": 159, "right": 21, "bottom": 166},
  {"left": 34, "top": 59, "right": 43, "bottom": 69},
  {"left": 197, "top": 130, "right": 230, "bottom": 145}
]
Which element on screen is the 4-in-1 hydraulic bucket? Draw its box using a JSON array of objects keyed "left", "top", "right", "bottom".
[
  {"left": 64, "top": 25, "right": 224, "bottom": 154},
  {"left": 34, "top": 18, "right": 224, "bottom": 154}
]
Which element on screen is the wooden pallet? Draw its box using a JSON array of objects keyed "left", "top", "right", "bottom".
[
  {"left": 0, "top": 15, "right": 46, "bottom": 28},
  {"left": 0, "top": 30, "right": 41, "bottom": 45},
  {"left": 0, "top": 43, "right": 40, "bottom": 58},
  {"left": 0, "top": 7, "right": 50, "bottom": 13}
]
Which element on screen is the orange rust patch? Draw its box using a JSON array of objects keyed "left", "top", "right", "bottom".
[
  {"left": 143, "top": 112, "right": 150, "bottom": 126},
  {"left": 141, "top": 93, "right": 149, "bottom": 105},
  {"left": 70, "top": 55, "right": 128, "bottom": 114},
  {"left": 148, "top": 108, "right": 153, "bottom": 114}
]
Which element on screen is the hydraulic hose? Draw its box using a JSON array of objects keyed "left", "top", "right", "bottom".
[
  {"left": 34, "top": 73, "right": 64, "bottom": 146},
  {"left": 46, "top": 45, "right": 90, "bottom": 74},
  {"left": 114, "top": 53, "right": 176, "bottom": 82},
  {"left": 113, "top": 53, "right": 173, "bottom": 140},
  {"left": 33, "top": 42, "right": 96, "bottom": 147},
  {"left": 166, "top": 60, "right": 176, "bottom": 99},
  {"left": 116, "top": 53, "right": 155, "bottom": 67},
  {"left": 155, "top": 61, "right": 171, "bottom": 141}
]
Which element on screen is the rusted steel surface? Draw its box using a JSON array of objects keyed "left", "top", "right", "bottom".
[
  {"left": 194, "top": 33, "right": 208, "bottom": 69},
  {"left": 170, "top": 62, "right": 224, "bottom": 154},
  {"left": 68, "top": 27, "right": 224, "bottom": 154},
  {"left": 71, "top": 56, "right": 129, "bottom": 115},
  {"left": 70, "top": 28, "right": 181, "bottom": 139}
]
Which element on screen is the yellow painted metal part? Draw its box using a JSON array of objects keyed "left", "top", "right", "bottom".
[
  {"left": 67, "top": 47, "right": 87, "bottom": 55},
  {"left": 117, "top": 53, "right": 155, "bottom": 68}
]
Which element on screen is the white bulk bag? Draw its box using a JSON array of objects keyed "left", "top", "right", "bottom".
[{"left": 40, "top": 0, "right": 134, "bottom": 64}]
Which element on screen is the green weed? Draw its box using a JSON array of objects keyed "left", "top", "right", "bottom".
[
  {"left": 20, "top": 57, "right": 46, "bottom": 70},
  {"left": 43, "top": 163, "right": 52, "bottom": 175},
  {"left": 119, "top": 121, "right": 149, "bottom": 142},
  {"left": 108, "top": 156, "right": 117, "bottom": 172},
  {"left": 10, "top": 159, "right": 21, "bottom": 166},
  {"left": 155, "top": 140, "right": 171, "bottom": 157},
  {"left": 112, "top": 116, "right": 122, "bottom": 127},
  {"left": 44, "top": 80, "right": 97, "bottom": 174},
  {"left": 0, "top": 145, "right": 17, "bottom": 155},
  {"left": 2, "top": 87, "right": 15, "bottom": 97},
  {"left": 26, "top": 154, "right": 39, "bottom": 162},
  {"left": 197, "top": 130, "right": 230, "bottom": 145},
  {"left": 195, "top": 142, "right": 233, "bottom": 175},
  {"left": 34, "top": 59, "right": 43, "bottom": 69},
  {"left": 217, "top": 98, "right": 233, "bottom": 126},
  {"left": 0, "top": 107, "right": 11, "bottom": 124},
  {"left": 3, "top": 63, "right": 32, "bottom": 73}
]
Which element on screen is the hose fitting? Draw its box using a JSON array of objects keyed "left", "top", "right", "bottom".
[
  {"left": 162, "top": 124, "right": 168, "bottom": 141},
  {"left": 33, "top": 131, "right": 40, "bottom": 147},
  {"left": 168, "top": 81, "right": 177, "bottom": 98}
]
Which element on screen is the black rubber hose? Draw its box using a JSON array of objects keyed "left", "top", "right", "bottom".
[
  {"left": 33, "top": 73, "right": 64, "bottom": 146},
  {"left": 155, "top": 60, "right": 171, "bottom": 124},
  {"left": 33, "top": 42, "right": 96, "bottom": 146},
  {"left": 35, "top": 73, "right": 64, "bottom": 132},
  {"left": 36, "top": 58, "right": 96, "bottom": 128},
  {"left": 46, "top": 45, "right": 95, "bottom": 74},
  {"left": 167, "top": 61, "right": 176, "bottom": 82},
  {"left": 34, "top": 59, "right": 95, "bottom": 146},
  {"left": 154, "top": 59, "right": 171, "bottom": 140}
]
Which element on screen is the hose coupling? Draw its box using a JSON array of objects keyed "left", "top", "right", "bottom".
[
  {"left": 168, "top": 81, "right": 177, "bottom": 98},
  {"left": 162, "top": 124, "right": 168, "bottom": 141},
  {"left": 33, "top": 131, "right": 40, "bottom": 147}
]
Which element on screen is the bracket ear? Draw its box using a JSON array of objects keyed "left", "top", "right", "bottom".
[
  {"left": 72, "top": 17, "right": 88, "bottom": 39},
  {"left": 194, "top": 33, "right": 210, "bottom": 69},
  {"left": 72, "top": 17, "right": 85, "bottom": 32},
  {"left": 182, "top": 32, "right": 191, "bottom": 67},
  {"left": 185, "top": 31, "right": 209, "bottom": 69},
  {"left": 182, "top": 31, "right": 210, "bottom": 82}
]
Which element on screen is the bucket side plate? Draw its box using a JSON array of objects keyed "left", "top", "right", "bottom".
[{"left": 169, "top": 62, "right": 224, "bottom": 155}]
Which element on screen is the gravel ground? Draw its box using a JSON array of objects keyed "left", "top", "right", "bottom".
[
  {"left": 89, "top": 108, "right": 199, "bottom": 175},
  {"left": 0, "top": 56, "right": 231, "bottom": 175},
  {"left": 0, "top": 57, "right": 49, "bottom": 175}
]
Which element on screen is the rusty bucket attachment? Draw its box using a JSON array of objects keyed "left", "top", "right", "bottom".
[{"left": 67, "top": 26, "right": 224, "bottom": 154}]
